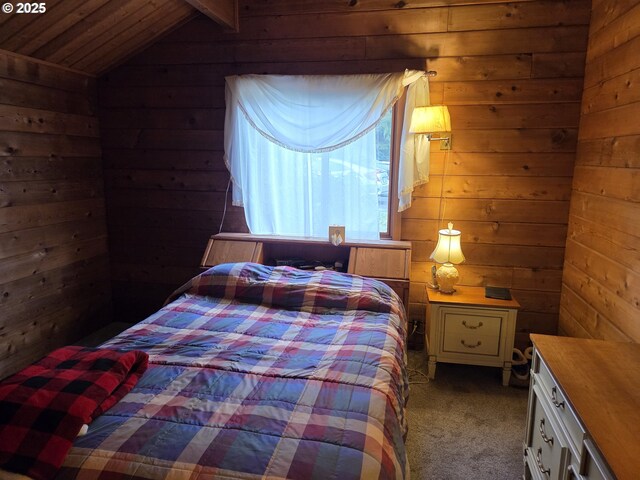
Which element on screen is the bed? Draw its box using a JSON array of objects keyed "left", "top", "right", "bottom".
[{"left": 56, "top": 262, "right": 409, "bottom": 479}]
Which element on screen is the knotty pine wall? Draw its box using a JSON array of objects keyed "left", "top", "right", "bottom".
[
  {"left": 0, "top": 51, "right": 111, "bottom": 378},
  {"left": 559, "top": 0, "right": 640, "bottom": 343},
  {"left": 99, "top": 0, "right": 591, "bottom": 347}
]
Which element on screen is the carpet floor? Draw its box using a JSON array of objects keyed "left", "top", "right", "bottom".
[{"left": 405, "top": 348, "right": 529, "bottom": 479}]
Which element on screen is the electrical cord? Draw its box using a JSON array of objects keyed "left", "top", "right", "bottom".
[
  {"left": 218, "top": 177, "right": 232, "bottom": 233},
  {"left": 407, "top": 367, "right": 430, "bottom": 385},
  {"left": 437, "top": 147, "right": 449, "bottom": 229},
  {"left": 406, "top": 319, "right": 430, "bottom": 385}
]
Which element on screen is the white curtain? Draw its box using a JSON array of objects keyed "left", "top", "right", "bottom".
[
  {"left": 224, "top": 70, "right": 429, "bottom": 239},
  {"left": 399, "top": 74, "right": 431, "bottom": 212}
]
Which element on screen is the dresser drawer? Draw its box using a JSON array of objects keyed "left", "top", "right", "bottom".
[
  {"left": 526, "top": 388, "right": 570, "bottom": 480},
  {"left": 534, "top": 354, "right": 586, "bottom": 456},
  {"left": 581, "top": 440, "right": 612, "bottom": 480}
]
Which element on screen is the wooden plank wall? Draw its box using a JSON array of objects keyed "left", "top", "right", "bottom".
[
  {"left": 0, "top": 51, "right": 111, "bottom": 378},
  {"left": 99, "top": 0, "right": 591, "bottom": 346},
  {"left": 0, "top": 0, "right": 195, "bottom": 76},
  {"left": 559, "top": 0, "right": 640, "bottom": 343}
]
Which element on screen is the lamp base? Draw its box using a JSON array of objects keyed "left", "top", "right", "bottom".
[{"left": 436, "top": 263, "right": 459, "bottom": 294}]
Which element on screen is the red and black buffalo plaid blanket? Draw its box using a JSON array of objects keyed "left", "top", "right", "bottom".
[{"left": 0, "top": 346, "right": 148, "bottom": 480}]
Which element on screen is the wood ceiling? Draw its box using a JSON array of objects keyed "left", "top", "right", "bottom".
[{"left": 0, "top": 0, "right": 237, "bottom": 76}]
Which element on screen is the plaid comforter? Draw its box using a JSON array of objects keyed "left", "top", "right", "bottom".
[{"left": 57, "top": 262, "right": 409, "bottom": 479}]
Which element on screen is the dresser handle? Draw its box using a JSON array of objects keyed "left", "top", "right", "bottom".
[
  {"left": 551, "top": 386, "right": 565, "bottom": 409},
  {"left": 538, "top": 418, "right": 554, "bottom": 446},
  {"left": 536, "top": 448, "right": 551, "bottom": 477},
  {"left": 461, "top": 339, "right": 482, "bottom": 348},
  {"left": 462, "top": 320, "right": 483, "bottom": 329}
]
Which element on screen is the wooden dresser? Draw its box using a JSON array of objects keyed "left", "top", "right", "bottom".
[
  {"left": 200, "top": 233, "right": 411, "bottom": 307},
  {"left": 524, "top": 334, "right": 640, "bottom": 480}
]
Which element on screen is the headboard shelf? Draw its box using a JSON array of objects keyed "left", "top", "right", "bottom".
[{"left": 201, "top": 233, "right": 411, "bottom": 306}]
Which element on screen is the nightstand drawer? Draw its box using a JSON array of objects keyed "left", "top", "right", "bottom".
[
  {"left": 441, "top": 309, "right": 503, "bottom": 336},
  {"left": 441, "top": 309, "right": 502, "bottom": 356},
  {"left": 442, "top": 331, "right": 500, "bottom": 356}
]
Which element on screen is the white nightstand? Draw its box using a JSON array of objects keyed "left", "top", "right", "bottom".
[{"left": 425, "top": 286, "right": 520, "bottom": 386}]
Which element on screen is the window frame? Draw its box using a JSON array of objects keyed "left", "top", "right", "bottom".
[
  {"left": 227, "top": 78, "right": 408, "bottom": 241},
  {"left": 382, "top": 92, "right": 406, "bottom": 241}
]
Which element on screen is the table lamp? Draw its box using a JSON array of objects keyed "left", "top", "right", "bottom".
[{"left": 430, "top": 222, "right": 465, "bottom": 293}]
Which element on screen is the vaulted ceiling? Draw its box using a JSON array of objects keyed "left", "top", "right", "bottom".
[{"left": 0, "top": 0, "right": 237, "bottom": 76}]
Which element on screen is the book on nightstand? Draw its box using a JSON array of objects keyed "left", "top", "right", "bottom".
[{"left": 485, "top": 286, "right": 512, "bottom": 300}]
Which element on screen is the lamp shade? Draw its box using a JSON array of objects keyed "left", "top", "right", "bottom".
[
  {"left": 409, "top": 105, "right": 451, "bottom": 134},
  {"left": 430, "top": 222, "right": 465, "bottom": 264}
]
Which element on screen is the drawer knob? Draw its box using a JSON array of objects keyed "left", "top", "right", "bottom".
[
  {"left": 462, "top": 320, "right": 483, "bottom": 329},
  {"left": 461, "top": 339, "right": 482, "bottom": 348},
  {"left": 536, "top": 448, "right": 551, "bottom": 477},
  {"left": 538, "top": 418, "right": 554, "bottom": 446},
  {"left": 551, "top": 386, "right": 565, "bottom": 409}
]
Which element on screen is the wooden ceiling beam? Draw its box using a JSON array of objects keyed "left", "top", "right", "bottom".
[{"left": 183, "top": 0, "right": 238, "bottom": 31}]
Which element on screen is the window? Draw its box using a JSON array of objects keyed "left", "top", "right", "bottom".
[
  {"left": 233, "top": 117, "right": 382, "bottom": 239},
  {"left": 224, "top": 72, "right": 429, "bottom": 240}
]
